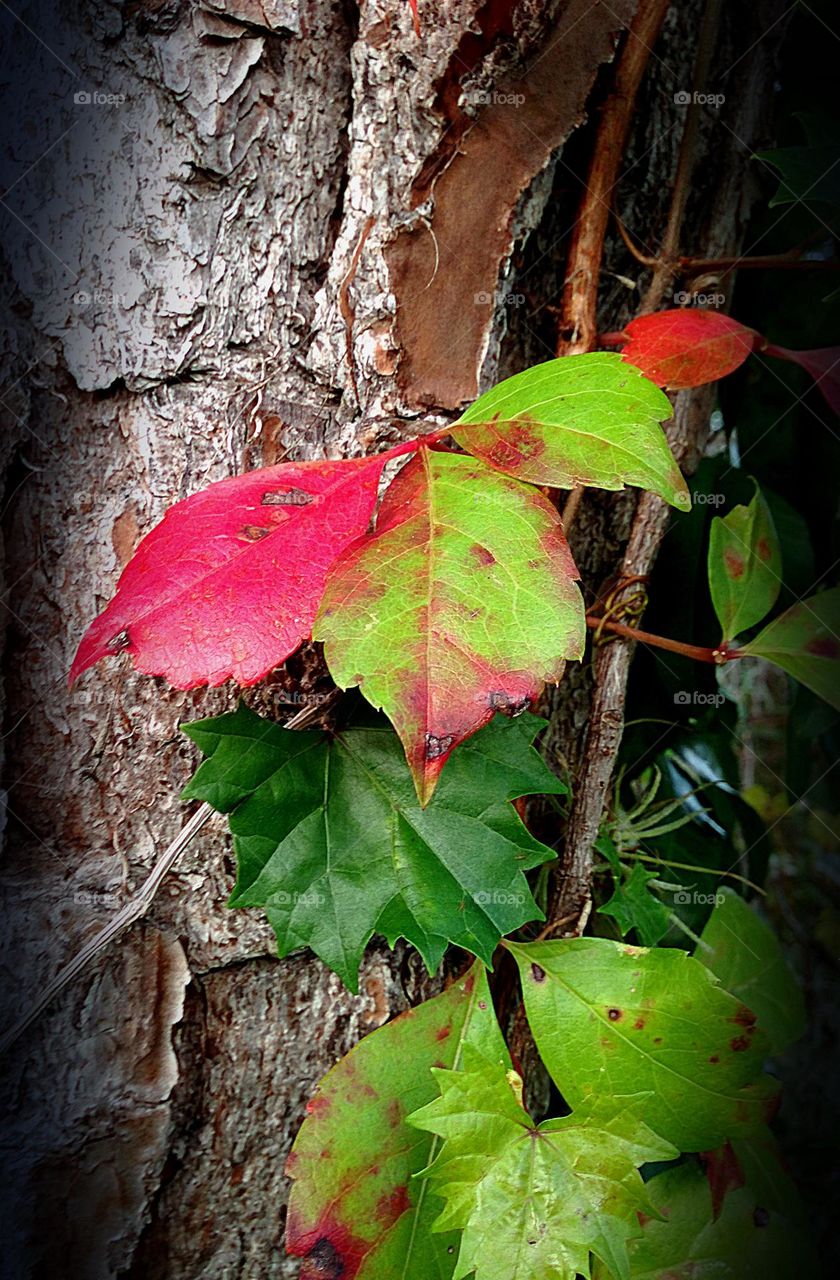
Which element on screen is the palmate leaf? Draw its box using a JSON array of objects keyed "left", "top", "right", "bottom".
[
  {"left": 408, "top": 1051, "right": 677, "bottom": 1280},
  {"left": 315, "top": 446, "right": 586, "bottom": 804},
  {"left": 592, "top": 1160, "right": 814, "bottom": 1279},
  {"left": 614, "top": 310, "right": 760, "bottom": 389},
  {"left": 508, "top": 938, "right": 778, "bottom": 1151},
  {"left": 285, "top": 962, "right": 508, "bottom": 1280},
  {"left": 741, "top": 585, "right": 840, "bottom": 711},
  {"left": 698, "top": 889, "right": 805, "bottom": 1054},
  {"left": 452, "top": 353, "right": 689, "bottom": 511},
  {"left": 182, "top": 704, "right": 564, "bottom": 991},
  {"left": 598, "top": 862, "right": 671, "bottom": 947},
  {"left": 69, "top": 453, "right": 395, "bottom": 688},
  {"left": 708, "top": 483, "right": 782, "bottom": 644}
]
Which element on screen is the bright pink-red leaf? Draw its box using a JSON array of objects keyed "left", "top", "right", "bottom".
[
  {"left": 613, "top": 309, "right": 760, "bottom": 389},
  {"left": 762, "top": 342, "right": 840, "bottom": 417},
  {"left": 70, "top": 455, "right": 397, "bottom": 689}
]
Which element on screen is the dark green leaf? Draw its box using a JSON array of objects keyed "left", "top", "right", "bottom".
[
  {"left": 741, "top": 586, "right": 840, "bottom": 710},
  {"left": 598, "top": 863, "right": 671, "bottom": 947},
  {"left": 183, "top": 704, "right": 564, "bottom": 990}
]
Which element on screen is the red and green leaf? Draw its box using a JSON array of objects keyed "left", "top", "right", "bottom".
[
  {"left": 740, "top": 585, "right": 840, "bottom": 711},
  {"left": 314, "top": 447, "right": 585, "bottom": 804},
  {"left": 612, "top": 309, "right": 760, "bottom": 389},
  {"left": 285, "top": 962, "right": 507, "bottom": 1280},
  {"left": 707, "top": 483, "right": 782, "bottom": 644},
  {"left": 452, "top": 353, "right": 690, "bottom": 511},
  {"left": 70, "top": 454, "right": 400, "bottom": 689}
]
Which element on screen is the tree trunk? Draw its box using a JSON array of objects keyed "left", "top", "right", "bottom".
[{"left": 0, "top": 0, "right": 784, "bottom": 1275}]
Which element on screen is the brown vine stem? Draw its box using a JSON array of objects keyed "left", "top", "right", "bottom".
[
  {"left": 556, "top": 0, "right": 674, "bottom": 355},
  {"left": 0, "top": 802, "right": 216, "bottom": 1059},
  {"left": 585, "top": 614, "right": 744, "bottom": 664}
]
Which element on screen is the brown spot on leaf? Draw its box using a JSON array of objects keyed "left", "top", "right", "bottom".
[
  {"left": 300, "top": 1238, "right": 345, "bottom": 1278},
  {"left": 262, "top": 487, "right": 314, "bottom": 506},
  {"left": 806, "top": 636, "right": 840, "bottom": 658},
  {"left": 488, "top": 691, "right": 531, "bottom": 717},
  {"left": 530, "top": 964, "right": 546, "bottom": 983},
  {"left": 724, "top": 548, "right": 745, "bottom": 579},
  {"left": 239, "top": 524, "right": 271, "bottom": 541},
  {"left": 709, "top": 1055, "right": 720, "bottom": 1065},
  {"left": 730, "top": 1035, "right": 751, "bottom": 1053},
  {"left": 305, "top": 1093, "right": 330, "bottom": 1116},
  {"left": 607, "top": 1007, "right": 623, "bottom": 1022},
  {"left": 633, "top": 1018, "right": 646, "bottom": 1031},
  {"left": 436, "top": 1025, "right": 451, "bottom": 1041},
  {"left": 471, "top": 544, "right": 496, "bottom": 566},
  {"left": 425, "top": 732, "right": 454, "bottom": 760},
  {"left": 756, "top": 537, "right": 772, "bottom": 562},
  {"left": 732, "top": 1005, "right": 757, "bottom": 1028}
]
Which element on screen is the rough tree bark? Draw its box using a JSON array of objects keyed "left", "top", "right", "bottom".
[{"left": 0, "top": 0, "right": 785, "bottom": 1275}]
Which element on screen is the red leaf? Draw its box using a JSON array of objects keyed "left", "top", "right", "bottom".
[
  {"left": 69, "top": 455, "right": 398, "bottom": 689},
  {"left": 762, "top": 342, "right": 840, "bottom": 417},
  {"left": 613, "top": 309, "right": 760, "bottom": 389}
]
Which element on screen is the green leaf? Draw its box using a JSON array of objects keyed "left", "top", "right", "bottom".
[
  {"left": 697, "top": 888, "right": 805, "bottom": 1054},
  {"left": 598, "top": 862, "right": 671, "bottom": 947},
  {"left": 182, "top": 703, "right": 564, "bottom": 991},
  {"left": 315, "top": 446, "right": 586, "bottom": 804},
  {"left": 758, "top": 112, "right": 840, "bottom": 209},
  {"left": 285, "top": 962, "right": 508, "bottom": 1280},
  {"left": 508, "top": 937, "right": 778, "bottom": 1151},
  {"left": 408, "top": 1050, "right": 676, "bottom": 1280},
  {"left": 593, "top": 1160, "right": 814, "bottom": 1279},
  {"left": 708, "top": 483, "right": 781, "bottom": 643},
  {"left": 741, "top": 586, "right": 840, "bottom": 710},
  {"left": 452, "top": 353, "right": 690, "bottom": 511}
]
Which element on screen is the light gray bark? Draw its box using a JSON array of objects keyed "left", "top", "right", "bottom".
[{"left": 0, "top": 0, "right": 784, "bottom": 1274}]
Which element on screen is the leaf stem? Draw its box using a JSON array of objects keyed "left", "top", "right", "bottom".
[{"left": 585, "top": 614, "right": 744, "bottom": 664}]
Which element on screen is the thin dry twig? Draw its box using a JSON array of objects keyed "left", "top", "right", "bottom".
[{"left": 0, "top": 802, "right": 216, "bottom": 1058}]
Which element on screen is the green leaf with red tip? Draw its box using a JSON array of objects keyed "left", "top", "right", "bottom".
[
  {"left": 698, "top": 889, "right": 805, "bottom": 1055},
  {"left": 507, "top": 937, "right": 779, "bottom": 1152},
  {"left": 593, "top": 1158, "right": 815, "bottom": 1279},
  {"left": 285, "top": 962, "right": 508, "bottom": 1280},
  {"left": 740, "top": 586, "right": 840, "bottom": 711},
  {"left": 408, "top": 1051, "right": 677, "bottom": 1280},
  {"left": 315, "top": 447, "right": 586, "bottom": 804},
  {"left": 452, "top": 353, "right": 690, "bottom": 511},
  {"left": 708, "top": 484, "right": 782, "bottom": 644},
  {"left": 182, "top": 703, "right": 564, "bottom": 991},
  {"left": 615, "top": 310, "right": 760, "bottom": 390}
]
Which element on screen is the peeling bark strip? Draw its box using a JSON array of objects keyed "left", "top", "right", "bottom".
[{"left": 386, "top": 0, "right": 636, "bottom": 409}]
